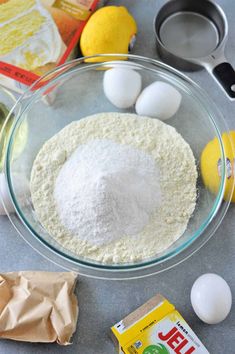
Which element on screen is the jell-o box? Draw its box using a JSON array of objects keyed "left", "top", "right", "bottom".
[{"left": 111, "top": 294, "right": 209, "bottom": 354}]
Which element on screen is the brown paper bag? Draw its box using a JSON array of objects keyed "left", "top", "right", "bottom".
[{"left": 0, "top": 271, "right": 78, "bottom": 345}]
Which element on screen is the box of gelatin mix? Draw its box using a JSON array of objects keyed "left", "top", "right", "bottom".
[
  {"left": 111, "top": 294, "right": 209, "bottom": 354},
  {"left": 0, "top": 0, "right": 100, "bottom": 93}
]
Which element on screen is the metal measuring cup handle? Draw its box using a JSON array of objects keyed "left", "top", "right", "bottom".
[{"left": 213, "top": 62, "right": 235, "bottom": 98}]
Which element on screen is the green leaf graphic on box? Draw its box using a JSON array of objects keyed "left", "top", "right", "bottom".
[{"left": 143, "top": 344, "right": 170, "bottom": 354}]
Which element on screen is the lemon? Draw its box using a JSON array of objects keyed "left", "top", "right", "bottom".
[
  {"left": 200, "top": 131, "right": 235, "bottom": 202},
  {"left": 80, "top": 6, "right": 137, "bottom": 62}
]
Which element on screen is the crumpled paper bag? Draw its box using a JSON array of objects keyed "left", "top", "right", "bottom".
[{"left": 0, "top": 271, "right": 78, "bottom": 345}]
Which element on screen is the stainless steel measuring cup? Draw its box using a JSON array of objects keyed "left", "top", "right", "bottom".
[{"left": 154, "top": 0, "right": 235, "bottom": 99}]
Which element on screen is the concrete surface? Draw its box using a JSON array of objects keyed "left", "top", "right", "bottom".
[{"left": 0, "top": 0, "right": 234, "bottom": 353}]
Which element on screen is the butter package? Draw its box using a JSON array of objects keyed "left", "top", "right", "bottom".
[
  {"left": 0, "top": 271, "right": 78, "bottom": 345},
  {"left": 0, "top": 0, "right": 100, "bottom": 93},
  {"left": 111, "top": 294, "right": 209, "bottom": 354}
]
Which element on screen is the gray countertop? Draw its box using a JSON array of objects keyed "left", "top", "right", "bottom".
[{"left": 0, "top": 0, "right": 234, "bottom": 353}]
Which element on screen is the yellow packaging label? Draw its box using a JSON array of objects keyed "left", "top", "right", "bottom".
[
  {"left": 111, "top": 294, "right": 209, "bottom": 354},
  {"left": 54, "top": 0, "right": 93, "bottom": 20}
]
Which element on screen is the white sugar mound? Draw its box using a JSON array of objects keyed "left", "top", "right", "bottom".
[{"left": 54, "top": 139, "right": 161, "bottom": 245}]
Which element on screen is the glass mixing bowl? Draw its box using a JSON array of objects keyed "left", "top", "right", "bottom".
[{"left": 2, "top": 54, "right": 233, "bottom": 279}]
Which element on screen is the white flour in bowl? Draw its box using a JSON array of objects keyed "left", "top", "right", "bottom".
[{"left": 30, "top": 113, "right": 197, "bottom": 264}]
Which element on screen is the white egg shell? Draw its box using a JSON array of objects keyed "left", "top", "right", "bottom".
[
  {"left": 0, "top": 173, "right": 30, "bottom": 215},
  {"left": 135, "top": 81, "right": 182, "bottom": 120},
  {"left": 191, "top": 273, "right": 232, "bottom": 324},
  {"left": 0, "top": 173, "right": 14, "bottom": 215},
  {"left": 103, "top": 68, "right": 142, "bottom": 109}
]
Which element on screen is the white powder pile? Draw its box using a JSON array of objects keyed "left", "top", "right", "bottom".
[
  {"left": 54, "top": 139, "right": 161, "bottom": 245},
  {"left": 30, "top": 113, "right": 197, "bottom": 264}
]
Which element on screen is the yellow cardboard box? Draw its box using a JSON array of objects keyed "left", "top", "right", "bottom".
[{"left": 111, "top": 294, "right": 209, "bottom": 354}]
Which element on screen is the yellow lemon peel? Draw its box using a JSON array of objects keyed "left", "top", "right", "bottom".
[
  {"left": 80, "top": 6, "right": 137, "bottom": 62},
  {"left": 200, "top": 131, "right": 235, "bottom": 202}
]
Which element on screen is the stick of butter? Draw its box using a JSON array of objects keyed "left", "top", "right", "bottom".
[
  {"left": 111, "top": 294, "right": 209, "bottom": 354},
  {"left": 0, "top": 271, "right": 78, "bottom": 345}
]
